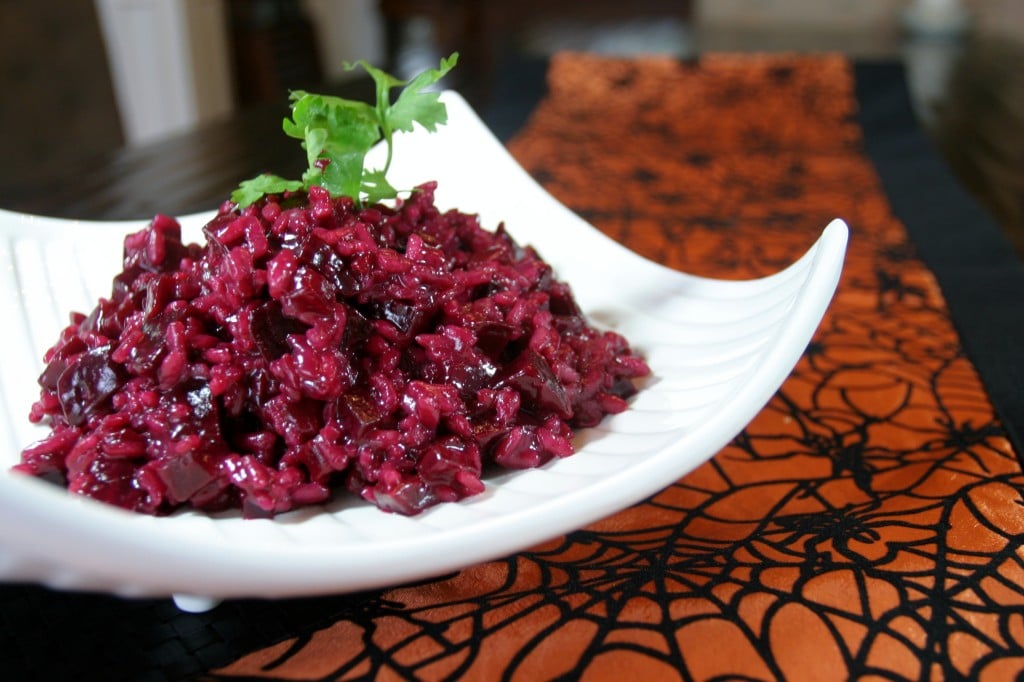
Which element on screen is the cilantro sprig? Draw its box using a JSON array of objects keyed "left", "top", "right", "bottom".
[{"left": 232, "top": 53, "right": 458, "bottom": 208}]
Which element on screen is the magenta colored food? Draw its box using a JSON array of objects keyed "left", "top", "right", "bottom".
[{"left": 17, "top": 183, "right": 650, "bottom": 517}]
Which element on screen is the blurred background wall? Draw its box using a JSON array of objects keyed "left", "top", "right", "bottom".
[
  {"left": 0, "top": 0, "right": 123, "bottom": 188},
  {"left": 3, "top": 0, "right": 1022, "bottom": 147},
  {"left": 1, "top": 0, "right": 1021, "bottom": 247}
]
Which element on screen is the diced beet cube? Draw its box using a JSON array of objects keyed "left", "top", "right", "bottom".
[
  {"left": 56, "top": 346, "right": 123, "bottom": 426},
  {"left": 494, "top": 349, "right": 573, "bottom": 420}
]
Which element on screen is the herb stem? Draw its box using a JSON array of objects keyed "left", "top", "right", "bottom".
[{"left": 230, "top": 53, "right": 457, "bottom": 208}]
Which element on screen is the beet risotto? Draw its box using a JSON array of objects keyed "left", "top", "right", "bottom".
[{"left": 17, "top": 184, "right": 650, "bottom": 517}]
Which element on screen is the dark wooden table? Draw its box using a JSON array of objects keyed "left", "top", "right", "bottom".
[{"left": 0, "top": 56, "right": 549, "bottom": 223}]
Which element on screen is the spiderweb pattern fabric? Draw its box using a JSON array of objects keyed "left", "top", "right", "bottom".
[{"left": 210, "top": 53, "right": 1024, "bottom": 680}]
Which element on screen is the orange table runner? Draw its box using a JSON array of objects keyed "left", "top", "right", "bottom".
[{"left": 204, "top": 53, "right": 1024, "bottom": 680}]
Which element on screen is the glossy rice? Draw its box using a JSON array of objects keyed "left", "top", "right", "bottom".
[{"left": 17, "top": 183, "right": 650, "bottom": 517}]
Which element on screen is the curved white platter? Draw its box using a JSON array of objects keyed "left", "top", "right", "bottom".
[{"left": 0, "top": 92, "right": 847, "bottom": 605}]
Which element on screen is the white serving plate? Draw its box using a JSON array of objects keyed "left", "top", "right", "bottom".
[{"left": 0, "top": 92, "right": 847, "bottom": 610}]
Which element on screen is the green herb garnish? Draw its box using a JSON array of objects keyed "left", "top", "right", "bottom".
[{"left": 232, "top": 53, "right": 458, "bottom": 208}]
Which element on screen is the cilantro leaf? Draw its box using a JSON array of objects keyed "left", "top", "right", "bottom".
[
  {"left": 388, "top": 52, "right": 458, "bottom": 133},
  {"left": 231, "top": 174, "right": 303, "bottom": 207},
  {"left": 286, "top": 94, "right": 378, "bottom": 199},
  {"left": 360, "top": 168, "right": 398, "bottom": 205},
  {"left": 231, "top": 53, "right": 458, "bottom": 208}
]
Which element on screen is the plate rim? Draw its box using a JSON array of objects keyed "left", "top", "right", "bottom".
[{"left": 0, "top": 91, "right": 849, "bottom": 599}]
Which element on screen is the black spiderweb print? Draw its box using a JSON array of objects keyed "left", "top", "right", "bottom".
[{"left": 208, "top": 54, "right": 1024, "bottom": 681}]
